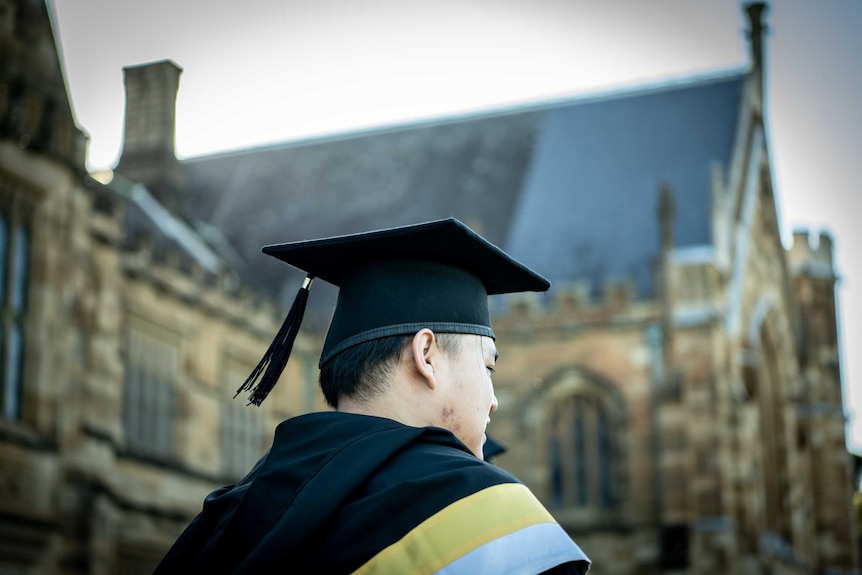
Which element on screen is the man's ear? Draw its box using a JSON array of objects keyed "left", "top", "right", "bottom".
[{"left": 411, "top": 329, "right": 438, "bottom": 390}]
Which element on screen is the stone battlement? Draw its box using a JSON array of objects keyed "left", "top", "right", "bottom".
[
  {"left": 494, "top": 278, "right": 658, "bottom": 333},
  {"left": 120, "top": 238, "right": 277, "bottom": 335},
  {"left": 788, "top": 228, "right": 836, "bottom": 279}
]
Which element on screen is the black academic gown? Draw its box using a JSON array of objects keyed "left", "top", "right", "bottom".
[{"left": 154, "top": 412, "right": 589, "bottom": 574}]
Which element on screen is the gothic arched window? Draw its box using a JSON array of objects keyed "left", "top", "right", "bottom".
[
  {"left": 757, "top": 325, "right": 792, "bottom": 544},
  {"left": 549, "top": 394, "right": 616, "bottom": 510},
  {"left": 0, "top": 182, "right": 32, "bottom": 421},
  {"left": 530, "top": 367, "right": 627, "bottom": 525}
]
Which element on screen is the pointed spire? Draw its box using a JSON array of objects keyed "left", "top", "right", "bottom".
[{"left": 744, "top": 2, "right": 769, "bottom": 112}]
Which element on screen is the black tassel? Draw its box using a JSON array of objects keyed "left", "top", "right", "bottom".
[{"left": 235, "top": 275, "right": 314, "bottom": 406}]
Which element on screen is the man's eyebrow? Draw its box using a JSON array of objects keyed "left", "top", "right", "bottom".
[{"left": 482, "top": 339, "right": 498, "bottom": 363}]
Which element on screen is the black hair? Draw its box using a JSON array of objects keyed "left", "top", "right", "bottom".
[{"left": 319, "top": 332, "right": 460, "bottom": 409}]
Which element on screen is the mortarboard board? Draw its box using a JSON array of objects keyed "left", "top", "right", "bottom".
[{"left": 236, "top": 218, "right": 549, "bottom": 405}]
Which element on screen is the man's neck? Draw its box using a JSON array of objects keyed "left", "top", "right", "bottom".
[{"left": 337, "top": 390, "right": 433, "bottom": 430}]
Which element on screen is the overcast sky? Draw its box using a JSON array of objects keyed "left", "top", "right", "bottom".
[{"left": 49, "top": 0, "right": 862, "bottom": 451}]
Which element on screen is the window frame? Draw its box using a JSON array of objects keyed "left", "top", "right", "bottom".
[
  {"left": 219, "top": 357, "right": 266, "bottom": 479},
  {"left": 529, "top": 367, "right": 628, "bottom": 528},
  {"left": 0, "top": 178, "right": 33, "bottom": 422},
  {"left": 122, "top": 318, "right": 180, "bottom": 461}
]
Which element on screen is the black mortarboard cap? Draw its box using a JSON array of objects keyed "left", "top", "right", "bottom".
[{"left": 235, "top": 218, "right": 549, "bottom": 405}]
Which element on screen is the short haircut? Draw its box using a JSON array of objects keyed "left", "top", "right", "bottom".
[{"left": 319, "top": 332, "right": 461, "bottom": 408}]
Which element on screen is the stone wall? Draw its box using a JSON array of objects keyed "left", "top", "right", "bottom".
[{"left": 0, "top": 136, "right": 322, "bottom": 572}]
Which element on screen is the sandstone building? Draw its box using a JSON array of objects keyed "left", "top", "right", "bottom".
[{"left": 0, "top": 0, "right": 858, "bottom": 573}]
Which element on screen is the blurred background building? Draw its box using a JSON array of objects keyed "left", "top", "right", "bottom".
[{"left": 0, "top": 0, "right": 858, "bottom": 573}]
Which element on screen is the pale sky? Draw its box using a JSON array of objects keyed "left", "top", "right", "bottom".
[{"left": 49, "top": 0, "right": 862, "bottom": 451}]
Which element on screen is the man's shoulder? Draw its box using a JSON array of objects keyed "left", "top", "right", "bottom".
[
  {"left": 364, "top": 427, "right": 520, "bottom": 498},
  {"left": 272, "top": 411, "right": 521, "bottom": 507},
  {"left": 409, "top": 431, "right": 517, "bottom": 477},
  {"left": 277, "top": 412, "right": 507, "bottom": 475},
  {"left": 346, "top": 436, "right": 591, "bottom": 575}
]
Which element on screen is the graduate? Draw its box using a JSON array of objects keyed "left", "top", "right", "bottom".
[{"left": 154, "top": 218, "right": 590, "bottom": 574}]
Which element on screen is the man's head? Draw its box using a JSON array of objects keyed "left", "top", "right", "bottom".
[{"left": 321, "top": 329, "right": 498, "bottom": 458}]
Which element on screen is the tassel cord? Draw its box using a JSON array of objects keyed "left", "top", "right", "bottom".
[{"left": 235, "top": 275, "right": 314, "bottom": 405}]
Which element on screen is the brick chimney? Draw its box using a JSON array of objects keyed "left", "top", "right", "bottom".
[{"left": 116, "top": 60, "right": 184, "bottom": 209}]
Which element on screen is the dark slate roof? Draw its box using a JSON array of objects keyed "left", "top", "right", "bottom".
[
  {"left": 179, "top": 68, "right": 746, "bottom": 321},
  {"left": 182, "top": 112, "right": 541, "bottom": 325},
  {"left": 506, "top": 70, "right": 745, "bottom": 298}
]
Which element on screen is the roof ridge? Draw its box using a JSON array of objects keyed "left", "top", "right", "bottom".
[{"left": 182, "top": 65, "right": 748, "bottom": 163}]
